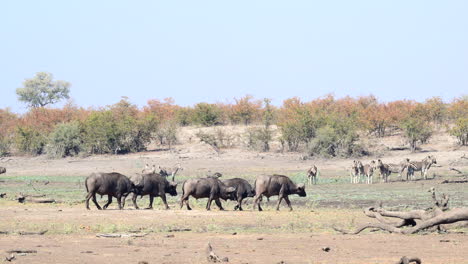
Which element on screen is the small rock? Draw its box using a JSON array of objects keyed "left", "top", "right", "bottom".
[
  {"left": 322, "top": 247, "right": 331, "bottom": 252},
  {"left": 232, "top": 232, "right": 237, "bottom": 235},
  {"left": 222, "top": 257, "right": 229, "bottom": 262},
  {"left": 165, "top": 234, "right": 175, "bottom": 238},
  {"left": 257, "top": 237, "right": 264, "bottom": 240}
]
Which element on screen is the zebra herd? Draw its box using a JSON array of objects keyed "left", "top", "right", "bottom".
[
  {"left": 306, "top": 155, "right": 438, "bottom": 185},
  {"left": 349, "top": 155, "right": 437, "bottom": 184}
]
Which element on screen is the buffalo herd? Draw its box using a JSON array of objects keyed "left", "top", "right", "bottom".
[{"left": 84, "top": 170, "right": 307, "bottom": 211}]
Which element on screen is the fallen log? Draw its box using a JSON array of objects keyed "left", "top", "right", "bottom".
[
  {"left": 168, "top": 228, "right": 192, "bottom": 232},
  {"left": 18, "top": 230, "right": 47, "bottom": 235},
  {"left": 334, "top": 188, "right": 468, "bottom": 235},
  {"left": 6, "top": 250, "right": 37, "bottom": 254},
  {"left": 441, "top": 179, "right": 468, "bottom": 184},
  {"left": 17, "top": 195, "right": 56, "bottom": 204},
  {"left": 96, "top": 233, "right": 148, "bottom": 238}
]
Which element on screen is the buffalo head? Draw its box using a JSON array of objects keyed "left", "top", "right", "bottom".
[
  {"left": 166, "top": 181, "right": 178, "bottom": 196},
  {"left": 296, "top": 183, "right": 306, "bottom": 197}
]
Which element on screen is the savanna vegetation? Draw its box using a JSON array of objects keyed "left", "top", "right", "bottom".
[{"left": 1, "top": 72, "right": 467, "bottom": 158}]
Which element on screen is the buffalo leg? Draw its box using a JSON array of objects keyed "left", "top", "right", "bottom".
[
  {"left": 206, "top": 197, "right": 214, "bottom": 210},
  {"left": 91, "top": 193, "right": 102, "bottom": 210},
  {"left": 237, "top": 197, "right": 243, "bottom": 211},
  {"left": 180, "top": 197, "right": 185, "bottom": 209},
  {"left": 253, "top": 195, "right": 262, "bottom": 211},
  {"left": 132, "top": 193, "right": 140, "bottom": 209},
  {"left": 122, "top": 194, "right": 129, "bottom": 208},
  {"left": 215, "top": 198, "right": 224, "bottom": 210},
  {"left": 284, "top": 196, "right": 293, "bottom": 211},
  {"left": 160, "top": 193, "right": 169, "bottom": 210},
  {"left": 180, "top": 196, "right": 191, "bottom": 210},
  {"left": 276, "top": 185, "right": 286, "bottom": 211},
  {"left": 85, "top": 192, "right": 92, "bottom": 210},
  {"left": 103, "top": 195, "right": 112, "bottom": 209},
  {"left": 146, "top": 195, "right": 154, "bottom": 209},
  {"left": 116, "top": 195, "right": 123, "bottom": 210},
  {"left": 276, "top": 197, "right": 283, "bottom": 211}
]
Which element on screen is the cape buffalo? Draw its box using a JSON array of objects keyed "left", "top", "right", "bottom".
[
  {"left": 222, "top": 178, "right": 255, "bottom": 211},
  {"left": 85, "top": 172, "right": 135, "bottom": 210},
  {"left": 0, "top": 167, "right": 5, "bottom": 174},
  {"left": 180, "top": 177, "right": 236, "bottom": 211},
  {"left": 130, "top": 173, "right": 178, "bottom": 210},
  {"left": 253, "top": 174, "right": 306, "bottom": 211}
]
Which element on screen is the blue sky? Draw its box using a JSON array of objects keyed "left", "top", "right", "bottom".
[{"left": 1, "top": 0, "right": 467, "bottom": 113}]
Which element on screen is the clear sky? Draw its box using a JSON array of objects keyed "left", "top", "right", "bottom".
[{"left": 1, "top": 0, "right": 467, "bottom": 113}]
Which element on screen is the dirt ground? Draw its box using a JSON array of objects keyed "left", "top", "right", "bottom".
[
  {"left": 0, "top": 208, "right": 467, "bottom": 264},
  {"left": 0, "top": 127, "right": 467, "bottom": 263}
]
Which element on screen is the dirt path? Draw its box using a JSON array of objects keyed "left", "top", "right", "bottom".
[{"left": 1, "top": 233, "right": 467, "bottom": 264}]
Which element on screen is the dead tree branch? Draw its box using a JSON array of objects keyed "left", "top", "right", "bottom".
[
  {"left": 395, "top": 256, "right": 422, "bottom": 264},
  {"left": 449, "top": 167, "right": 463, "bottom": 174},
  {"left": 206, "top": 243, "right": 229, "bottom": 263},
  {"left": 334, "top": 188, "right": 468, "bottom": 235}
]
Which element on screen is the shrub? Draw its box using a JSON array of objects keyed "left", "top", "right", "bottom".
[
  {"left": 246, "top": 127, "right": 272, "bottom": 152},
  {"left": 82, "top": 111, "right": 118, "bottom": 154},
  {"left": 450, "top": 117, "right": 468, "bottom": 146},
  {"left": 82, "top": 101, "right": 158, "bottom": 154},
  {"left": 229, "top": 95, "right": 262, "bottom": 125},
  {"left": 0, "top": 109, "right": 17, "bottom": 156},
  {"left": 0, "top": 136, "right": 11, "bottom": 156},
  {"left": 195, "top": 129, "right": 235, "bottom": 154},
  {"left": 155, "top": 121, "right": 178, "bottom": 149},
  {"left": 46, "top": 121, "right": 83, "bottom": 158},
  {"left": 193, "top": 103, "right": 222, "bottom": 126},
  {"left": 15, "top": 126, "right": 47, "bottom": 155},
  {"left": 401, "top": 117, "right": 433, "bottom": 152},
  {"left": 278, "top": 99, "right": 316, "bottom": 151},
  {"left": 175, "top": 108, "right": 194, "bottom": 126},
  {"left": 307, "top": 119, "right": 364, "bottom": 158}
]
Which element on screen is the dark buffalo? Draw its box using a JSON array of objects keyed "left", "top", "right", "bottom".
[
  {"left": 253, "top": 174, "right": 306, "bottom": 211},
  {"left": 180, "top": 177, "right": 236, "bottom": 210},
  {"left": 85, "top": 172, "right": 135, "bottom": 210},
  {"left": 222, "top": 178, "right": 255, "bottom": 211},
  {"left": 130, "top": 173, "right": 178, "bottom": 210},
  {"left": 0, "top": 167, "right": 5, "bottom": 174}
]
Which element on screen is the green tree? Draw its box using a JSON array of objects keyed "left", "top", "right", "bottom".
[
  {"left": 401, "top": 117, "right": 433, "bottom": 152},
  {"left": 193, "top": 103, "right": 222, "bottom": 126},
  {"left": 46, "top": 121, "right": 83, "bottom": 158},
  {"left": 16, "top": 72, "right": 70, "bottom": 108},
  {"left": 450, "top": 117, "right": 468, "bottom": 146}
]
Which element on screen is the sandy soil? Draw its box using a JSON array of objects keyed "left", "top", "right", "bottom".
[
  {"left": 0, "top": 207, "right": 467, "bottom": 264},
  {"left": 2, "top": 233, "right": 468, "bottom": 264}
]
